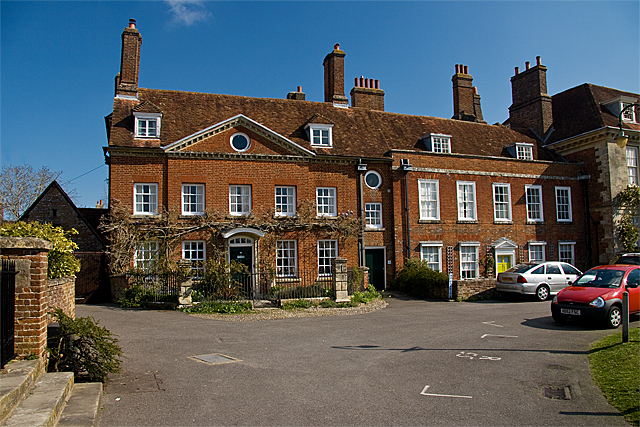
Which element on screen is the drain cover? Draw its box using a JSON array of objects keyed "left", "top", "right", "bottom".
[
  {"left": 190, "top": 353, "right": 240, "bottom": 365},
  {"left": 542, "top": 386, "right": 571, "bottom": 400}
]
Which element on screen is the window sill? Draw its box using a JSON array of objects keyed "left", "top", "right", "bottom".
[
  {"left": 494, "top": 220, "right": 513, "bottom": 225},
  {"left": 180, "top": 213, "right": 205, "bottom": 219},
  {"left": 557, "top": 220, "right": 573, "bottom": 225},
  {"left": 418, "top": 219, "right": 440, "bottom": 224},
  {"left": 275, "top": 277, "right": 302, "bottom": 283},
  {"left": 274, "top": 214, "right": 298, "bottom": 219},
  {"left": 131, "top": 214, "right": 159, "bottom": 218},
  {"left": 227, "top": 213, "right": 253, "bottom": 219},
  {"left": 365, "top": 227, "right": 385, "bottom": 232},
  {"left": 457, "top": 220, "right": 478, "bottom": 224},
  {"left": 316, "top": 215, "right": 338, "bottom": 220},
  {"left": 133, "top": 137, "right": 161, "bottom": 140},
  {"left": 526, "top": 221, "right": 544, "bottom": 225}
]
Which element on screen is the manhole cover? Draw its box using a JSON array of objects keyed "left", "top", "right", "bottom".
[
  {"left": 190, "top": 353, "right": 241, "bottom": 365},
  {"left": 107, "top": 371, "right": 164, "bottom": 393},
  {"left": 542, "top": 386, "right": 571, "bottom": 400}
]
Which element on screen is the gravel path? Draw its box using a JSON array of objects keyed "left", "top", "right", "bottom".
[{"left": 190, "top": 298, "right": 388, "bottom": 321}]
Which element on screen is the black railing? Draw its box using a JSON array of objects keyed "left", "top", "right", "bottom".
[
  {"left": 127, "top": 271, "right": 183, "bottom": 303},
  {"left": 1, "top": 260, "right": 17, "bottom": 368}
]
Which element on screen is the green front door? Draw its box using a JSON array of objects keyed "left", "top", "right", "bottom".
[
  {"left": 229, "top": 246, "right": 252, "bottom": 297},
  {"left": 365, "top": 248, "right": 385, "bottom": 290}
]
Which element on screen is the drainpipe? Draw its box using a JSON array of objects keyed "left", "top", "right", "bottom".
[
  {"left": 578, "top": 173, "right": 592, "bottom": 269},
  {"left": 401, "top": 159, "right": 413, "bottom": 259},
  {"left": 357, "top": 160, "right": 367, "bottom": 267}
]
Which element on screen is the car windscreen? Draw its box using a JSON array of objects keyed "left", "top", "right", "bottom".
[
  {"left": 573, "top": 269, "right": 624, "bottom": 288},
  {"left": 508, "top": 264, "right": 537, "bottom": 274},
  {"left": 614, "top": 256, "right": 640, "bottom": 265}
]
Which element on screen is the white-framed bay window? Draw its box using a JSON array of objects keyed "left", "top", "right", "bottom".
[
  {"left": 182, "top": 241, "right": 205, "bottom": 278},
  {"left": 365, "top": 203, "right": 382, "bottom": 228},
  {"left": 182, "top": 184, "right": 205, "bottom": 215},
  {"left": 229, "top": 185, "right": 251, "bottom": 215},
  {"left": 492, "top": 183, "right": 512, "bottom": 222},
  {"left": 317, "top": 239, "right": 337, "bottom": 276},
  {"left": 134, "top": 183, "right": 158, "bottom": 215},
  {"left": 459, "top": 243, "right": 479, "bottom": 279},
  {"left": 559, "top": 242, "right": 576, "bottom": 265},
  {"left": 316, "top": 187, "right": 336, "bottom": 217},
  {"left": 525, "top": 185, "right": 543, "bottom": 222},
  {"left": 418, "top": 179, "right": 440, "bottom": 220},
  {"left": 275, "top": 186, "right": 296, "bottom": 217},
  {"left": 420, "top": 243, "right": 443, "bottom": 272},
  {"left": 528, "top": 242, "right": 546, "bottom": 263},
  {"left": 134, "top": 241, "right": 159, "bottom": 272},
  {"left": 276, "top": 240, "right": 298, "bottom": 277},
  {"left": 555, "top": 186, "right": 572, "bottom": 222},
  {"left": 457, "top": 181, "right": 477, "bottom": 221}
]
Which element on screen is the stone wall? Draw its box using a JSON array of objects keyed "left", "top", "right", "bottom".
[
  {"left": 47, "top": 276, "right": 76, "bottom": 323},
  {"left": 454, "top": 278, "right": 498, "bottom": 300}
]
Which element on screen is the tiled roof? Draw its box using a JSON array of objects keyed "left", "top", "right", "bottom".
[
  {"left": 110, "top": 87, "right": 546, "bottom": 160},
  {"left": 548, "top": 83, "right": 640, "bottom": 143},
  {"left": 132, "top": 100, "right": 163, "bottom": 114}
]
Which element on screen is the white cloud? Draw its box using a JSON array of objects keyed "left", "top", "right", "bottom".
[{"left": 166, "top": 0, "right": 211, "bottom": 26}]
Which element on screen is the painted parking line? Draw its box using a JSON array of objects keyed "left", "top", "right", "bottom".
[
  {"left": 482, "top": 321, "right": 504, "bottom": 327},
  {"left": 420, "top": 385, "right": 472, "bottom": 399},
  {"left": 480, "top": 333, "right": 518, "bottom": 339}
]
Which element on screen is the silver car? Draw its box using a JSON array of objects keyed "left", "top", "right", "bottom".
[{"left": 496, "top": 262, "right": 582, "bottom": 301}]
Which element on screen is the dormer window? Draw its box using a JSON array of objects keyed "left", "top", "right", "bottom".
[
  {"left": 423, "top": 134, "right": 451, "bottom": 153},
  {"left": 305, "top": 124, "right": 333, "bottom": 148},
  {"left": 604, "top": 96, "right": 639, "bottom": 124},
  {"left": 134, "top": 112, "right": 161, "bottom": 138},
  {"left": 515, "top": 143, "right": 534, "bottom": 160},
  {"left": 622, "top": 103, "right": 637, "bottom": 123}
]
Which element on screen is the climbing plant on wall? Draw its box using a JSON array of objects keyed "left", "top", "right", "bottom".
[{"left": 616, "top": 185, "right": 640, "bottom": 252}]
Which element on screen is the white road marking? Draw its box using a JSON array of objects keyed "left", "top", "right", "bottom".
[
  {"left": 482, "top": 321, "right": 504, "bottom": 327},
  {"left": 480, "top": 334, "right": 518, "bottom": 339},
  {"left": 421, "top": 385, "right": 472, "bottom": 399},
  {"left": 456, "top": 351, "right": 501, "bottom": 361}
]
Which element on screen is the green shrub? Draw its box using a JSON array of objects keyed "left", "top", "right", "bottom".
[
  {"left": 281, "top": 299, "right": 313, "bottom": 310},
  {"left": 0, "top": 221, "right": 81, "bottom": 279},
  {"left": 392, "top": 259, "right": 448, "bottom": 298},
  {"left": 195, "top": 251, "right": 248, "bottom": 299},
  {"left": 118, "top": 284, "right": 156, "bottom": 308},
  {"left": 337, "top": 300, "right": 358, "bottom": 308},
  {"left": 351, "top": 284, "right": 382, "bottom": 304},
  {"left": 48, "top": 308, "right": 122, "bottom": 383},
  {"left": 180, "top": 301, "right": 253, "bottom": 314},
  {"left": 319, "top": 298, "right": 336, "bottom": 308}
]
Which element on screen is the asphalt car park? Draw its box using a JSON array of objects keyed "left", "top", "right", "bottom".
[{"left": 80, "top": 298, "right": 638, "bottom": 427}]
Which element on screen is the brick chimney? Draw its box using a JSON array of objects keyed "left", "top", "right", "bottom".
[
  {"left": 323, "top": 44, "right": 348, "bottom": 107},
  {"left": 350, "top": 77, "right": 385, "bottom": 111},
  {"left": 115, "top": 19, "right": 142, "bottom": 97},
  {"left": 508, "top": 56, "right": 553, "bottom": 138},
  {"left": 452, "top": 64, "right": 485, "bottom": 123},
  {"left": 287, "top": 86, "right": 306, "bottom": 101}
]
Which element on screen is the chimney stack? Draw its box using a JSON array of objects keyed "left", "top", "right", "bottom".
[
  {"left": 287, "top": 86, "right": 306, "bottom": 101},
  {"left": 452, "top": 64, "right": 485, "bottom": 123},
  {"left": 323, "top": 44, "right": 348, "bottom": 107},
  {"left": 115, "top": 19, "right": 142, "bottom": 98},
  {"left": 350, "top": 76, "right": 385, "bottom": 111},
  {"left": 508, "top": 56, "right": 553, "bottom": 138}
]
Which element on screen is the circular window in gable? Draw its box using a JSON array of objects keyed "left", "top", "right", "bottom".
[
  {"left": 230, "top": 132, "right": 251, "bottom": 152},
  {"left": 364, "top": 171, "right": 382, "bottom": 189}
]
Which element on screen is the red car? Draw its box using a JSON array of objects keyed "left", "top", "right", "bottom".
[{"left": 551, "top": 265, "right": 640, "bottom": 328}]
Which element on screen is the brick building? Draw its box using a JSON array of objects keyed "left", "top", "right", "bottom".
[{"left": 104, "top": 20, "right": 588, "bottom": 290}]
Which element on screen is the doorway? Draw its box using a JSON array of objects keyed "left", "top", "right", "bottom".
[
  {"left": 496, "top": 254, "right": 514, "bottom": 274},
  {"left": 365, "top": 247, "right": 386, "bottom": 290},
  {"left": 228, "top": 239, "right": 254, "bottom": 298}
]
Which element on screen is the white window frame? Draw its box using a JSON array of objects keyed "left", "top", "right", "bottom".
[
  {"left": 364, "top": 171, "right": 382, "bottom": 189},
  {"left": 134, "top": 112, "right": 161, "bottom": 138},
  {"left": 457, "top": 181, "right": 477, "bottom": 221},
  {"left": 525, "top": 185, "right": 544, "bottom": 222},
  {"left": 555, "top": 186, "right": 573, "bottom": 222},
  {"left": 559, "top": 241, "right": 576, "bottom": 265},
  {"left": 276, "top": 240, "right": 298, "bottom": 278},
  {"left": 182, "top": 184, "right": 205, "bottom": 216},
  {"left": 622, "top": 103, "right": 637, "bottom": 123},
  {"left": 134, "top": 183, "right": 158, "bottom": 215},
  {"left": 528, "top": 242, "right": 546, "bottom": 263},
  {"left": 418, "top": 179, "right": 440, "bottom": 220},
  {"left": 316, "top": 187, "right": 337, "bottom": 217},
  {"left": 420, "top": 243, "right": 442, "bottom": 272},
  {"left": 306, "top": 124, "right": 333, "bottom": 147},
  {"left": 515, "top": 143, "right": 534, "bottom": 160},
  {"left": 134, "top": 241, "right": 159, "bottom": 272},
  {"left": 229, "top": 185, "right": 251, "bottom": 215},
  {"left": 275, "top": 186, "right": 296, "bottom": 217},
  {"left": 182, "top": 240, "right": 206, "bottom": 278},
  {"left": 365, "top": 203, "right": 383, "bottom": 229},
  {"left": 230, "top": 132, "right": 251, "bottom": 153},
  {"left": 317, "top": 239, "right": 337, "bottom": 277},
  {"left": 459, "top": 243, "right": 479, "bottom": 280},
  {"left": 492, "top": 183, "right": 512, "bottom": 222},
  {"left": 627, "top": 147, "right": 638, "bottom": 186},
  {"left": 427, "top": 133, "right": 452, "bottom": 153}
]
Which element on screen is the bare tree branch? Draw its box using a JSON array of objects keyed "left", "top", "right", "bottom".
[{"left": 0, "top": 164, "right": 62, "bottom": 220}]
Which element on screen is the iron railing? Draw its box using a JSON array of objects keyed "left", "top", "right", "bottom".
[
  {"left": 1, "top": 260, "right": 17, "bottom": 368},
  {"left": 126, "top": 271, "right": 183, "bottom": 303}
]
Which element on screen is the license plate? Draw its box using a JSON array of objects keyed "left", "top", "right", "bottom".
[
  {"left": 501, "top": 277, "right": 513, "bottom": 283},
  {"left": 561, "top": 308, "right": 580, "bottom": 315}
]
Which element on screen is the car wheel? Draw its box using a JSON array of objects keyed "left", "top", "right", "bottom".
[
  {"left": 606, "top": 305, "right": 622, "bottom": 329},
  {"left": 552, "top": 311, "right": 566, "bottom": 324},
  {"left": 536, "top": 285, "right": 550, "bottom": 301}
]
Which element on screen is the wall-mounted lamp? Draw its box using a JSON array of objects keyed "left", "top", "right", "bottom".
[{"left": 616, "top": 103, "right": 639, "bottom": 148}]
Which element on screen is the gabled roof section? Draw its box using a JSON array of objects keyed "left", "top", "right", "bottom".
[
  {"left": 305, "top": 113, "right": 334, "bottom": 126},
  {"left": 163, "top": 114, "right": 316, "bottom": 157},
  {"left": 132, "top": 100, "right": 163, "bottom": 114},
  {"left": 492, "top": 237, "right": 518, "bottom": 249}
]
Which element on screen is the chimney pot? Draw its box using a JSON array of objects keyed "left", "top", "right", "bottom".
[
  {"left": 369, "top": 78, "right": 374, "bottom": 88},
  {"left": 297, "top": 86, "right": 302, "bottom": 92},
  {"left": 354, "top": 77, "right": 359, "bottom": 87},
  {"left": 515, "top": 67, "right": 519, "bottom": 75},
  {"left": 360, "top": 76, "right": 364, "bottom": 87},
  {"left": 455, "top": 64, "right": 460, "bottom": 73},
  {"left": 129, "top": 19, "right": 136, "bottom": 29},
  {"left": 525, "top": 61, "right": 530, "bottom": 70},
  {"left": 334, "top": 43, "right": 340, "bottom": 50},
  {"left": 375, "top": 79, "right": 379, "bottom": 89},
  {"left": 464, "top": 65, "right": 468, "bottom": 74},
  {"left": 536, "top": 56, "right": 541, "bottom": 66}
]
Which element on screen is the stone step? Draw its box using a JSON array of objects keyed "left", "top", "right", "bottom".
[
  {"left": 2, "top": 371, "right": 73, "bottom": 427},
  {"left": 0, "top": 359, "right": 43, "bottom": 425},
  {"left": 57, "top": 383, "right": 103, "bottom": 427}
]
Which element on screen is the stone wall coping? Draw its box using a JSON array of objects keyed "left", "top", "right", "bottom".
[
  {"left": 48, "top": 276, "right": 75, "bottom": 286},
  {"left": 0, "top": 236, "right": 53, "bottom": 251}
]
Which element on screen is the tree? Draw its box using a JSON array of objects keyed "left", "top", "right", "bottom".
[{"left": 0, "top": 164, "right": 61, "bottom": 221}]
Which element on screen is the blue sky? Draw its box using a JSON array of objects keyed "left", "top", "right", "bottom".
[{"left": 1, "top": 1, "right": 639, "bottom": 209}]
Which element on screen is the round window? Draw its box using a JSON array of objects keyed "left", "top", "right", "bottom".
[
  {"left": 364, "top": 171, "right": 382, "bottom": 189},
  {"left": 230, "top": 133, "right": 250, "bottom": 152}
]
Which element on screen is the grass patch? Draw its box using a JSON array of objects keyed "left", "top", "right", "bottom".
[{"left": 588, "top": 327, "right": 639, "bottom": 426}]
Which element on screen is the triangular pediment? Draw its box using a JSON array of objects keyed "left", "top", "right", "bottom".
[
  {"left": 492, "top": 237, "right": 518, "bottom": 249},
  {"left": 164, "top": 114, "right": 315, "bottom": 157}
]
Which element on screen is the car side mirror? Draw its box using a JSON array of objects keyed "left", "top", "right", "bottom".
[{"left": 626, "top": 282, "right": 639, "bottom": 288}]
